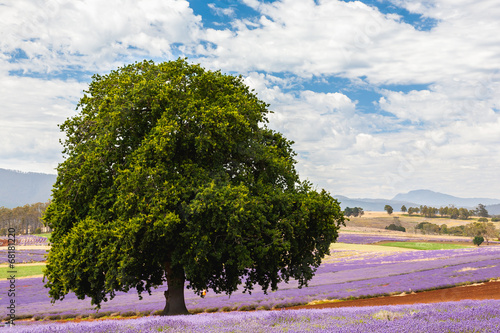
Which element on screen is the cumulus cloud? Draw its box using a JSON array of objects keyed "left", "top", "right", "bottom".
[
  {"left": 0, "top": 0, "right": 203, "bottom": 74},
  {"left": 0, "top": 73, "right": 86, "bottom": 173},
  {"left": 199, "top": 0, "right": 500, "bottom": 88},
  {"left": 1, "top": 0, "right": 500, "bottom": 199}
]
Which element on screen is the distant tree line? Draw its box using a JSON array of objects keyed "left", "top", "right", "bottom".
[
  {"left": 0, "top": 202, "right": 51, "bottom": 235},
  {"left": 343, "top": 207, "right": 364, "bottom": 217},
  {"left": 402, "top": 204, "right": 490, "bottom": 220},
  {"left": 415, "top": 220, "right": 498, "bottom": 243}
]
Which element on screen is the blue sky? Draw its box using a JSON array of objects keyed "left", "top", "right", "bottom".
[{"left": 1, "top": 0, "right": 500, "bottom": 199}]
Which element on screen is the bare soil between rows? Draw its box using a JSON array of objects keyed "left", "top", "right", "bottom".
[{"left": 287, "top": 280, "right": 500, "bottom": 310}]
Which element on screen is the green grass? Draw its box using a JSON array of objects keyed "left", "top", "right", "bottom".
[
  {"left": 378, "top": 242, "right": 470, "bottom": 250},
  {"left": 0, "top": 264, "right": 45, "bottom": 279},
  {"left": 32, "top": 232, "right": 51, "bottom": 239}
]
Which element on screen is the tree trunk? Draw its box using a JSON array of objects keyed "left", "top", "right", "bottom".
[{"left": 161, "top": 262, "right": 189, "bottom": 315}]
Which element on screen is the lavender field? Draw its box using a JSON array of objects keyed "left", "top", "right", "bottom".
[
  {"left": 3, "top": 239, "right": 500, "bottom": 322},
  {"left": 4, "top": 300, "right": 500, "bottom": 332},
  {"left": 0, "top": 249, "right": 47, "bottom": 264},
  {"left": 336, "top": 232, "right": 497, "bottom": 244},
  {"left": 0, "top": 235, "right": 49, "bottom": 247}
]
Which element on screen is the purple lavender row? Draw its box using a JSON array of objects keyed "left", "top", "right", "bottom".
[
  {"left": 337, "top": 233, "right": 413, "bottom": 244},
  {"left": 336, "top": 233, "right": 488, "bottom": 244},
  {"left": 4, "top": 246, "right": 500, "bottom": 319},
  {"left": 317, "top": 246, "right": 500, "bottom": 276},
  {"left": 0, "top": 249, "right": 47, "bottom": 264},
  {"left": 187, "top": 257, "right": 500, "bottom": 311},
  {"left": 0, "top": 235, "right": 49, "bottom": 246},
  {"left": 5, "top": 300, "right": 500, "bottom": 332}
]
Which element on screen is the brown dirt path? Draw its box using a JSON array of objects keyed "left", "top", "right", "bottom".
[{"left": 287, "top": 280, "right": 500, "bottom": 310}]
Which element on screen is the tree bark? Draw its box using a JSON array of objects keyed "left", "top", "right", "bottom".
[
  {"left": 162, "top": 290, "right": 169, "bottom": 314},
  {"left": 161, "top": 262, "right": 189, "bottom": 315}
]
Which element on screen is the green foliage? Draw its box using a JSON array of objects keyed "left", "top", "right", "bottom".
[
  {"left": 384, "top": 205, "right": 393, "bottom": 215},
  {"left": 400, "top": 205, "right": 407, "bottom": 213},
  {"left": 447, "top": 225, "right": 465, "bottom": 236},
  {"left": 43, "top": 59, "right": 345, "bottom": 310},
  {"left": 406, "top": 205, "right": 475, "bottom": 220},
  {"left": 419, "top": 205, "right": 438, "bottom": 218},
  {"left": 492, "top": 217, "right": 500, "bottom": 222},
  {"left": 415, "top": 222, "right": 432, "bottom": 230},
  {"left": 343, "top": 207, "right": 364, "bottom": 217},
  {"left": 477, "top": 217, "right": 488, "bottom": 222},
  {"left": 407, "top": 207, "right": 419, "bottom": 215},
  {"left": 385, "top": 224, "right": 406, "bottom": 232},
  {"left": 464, "top": 221, "right": 498, "bottom": 244},
  {"left": 475, "top": 204, "right": 489, "bottom": 218},
  {"left": 407, "top": 221, "right": 452, "bottom": 235},
  {"left": 0, "top": 202, "right": 50, "bottom": 235},
  {"left": 415, "top": 221, "right": 441, "bottom": 235},
  {"left": 473, "top": 236, "right": 484, "bottom": 246}
]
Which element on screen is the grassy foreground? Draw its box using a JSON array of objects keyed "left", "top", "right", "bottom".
[
  {"left": 31, "top": 232, "right": 52, "bottom": 239},
  {"left": 0, "top": 264, "right": 45, "bottom": 279}
]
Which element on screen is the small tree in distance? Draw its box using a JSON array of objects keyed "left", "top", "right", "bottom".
[
  {"left": 475, "top": 204, "right": 489, "bottom": 217},
  {"left": 43, "top": 59, "right": 346, "bottom": 315},
  {"left": 384, "top": 205, "right": 393, "bottom": 215},
  {"left": 473, "top": 236, "right": 484, "bottom": 246},
  {"left": 401, "top": 205, "right": 407, "bottom": 213}
]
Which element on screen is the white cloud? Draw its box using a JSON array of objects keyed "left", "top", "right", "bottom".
[
  {"left": 378, "top": 74, "right": 500, "bottom": 124},
  {"left": 1, "top": 0, "right": 500, "bottom": 199},
  {"left": 0, "top": 72, "right": 86, "bottom": 173},
  {"left": 208, "top": 3, "right": 235, "bottom": 17},
  {"left": 199, "top": 0, "right": 500, "bottom": 92},
  {"left": 0, "top": 0, "right": 203, "bottom": 74},
  {"left": 244, "top": 67, "right": 500, "bottom": 198}
]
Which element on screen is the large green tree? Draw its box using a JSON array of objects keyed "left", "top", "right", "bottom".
[{"left": 43, "top": 59, "right": 345, "bottom": 315}]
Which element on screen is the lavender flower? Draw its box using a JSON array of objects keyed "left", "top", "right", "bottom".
[
  {"left": 3, "top": 300, "right": 500, "bottom": 332},
  {"left": 2, "top": 246, "right": 499, "bottom": 320}
]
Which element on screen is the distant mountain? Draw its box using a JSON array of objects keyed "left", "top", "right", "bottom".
[
  {"left": 487, "top": 204, "right": 500, "bottom": 216},
  {"left": 392, "top": 189, "right": 500, "bottom": 208},
  {"left": 0, "top": 168, "right": 56, "bottom": 208},
  {"left": 334, "top": 189, "right": 500, "bottom": 212},
  {"left": 333, "top": 195, "right": 419, "bottom": 212}
]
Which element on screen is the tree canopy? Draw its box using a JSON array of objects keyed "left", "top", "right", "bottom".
[
  {"left": 43, "top": 59, "right": 345, "bottom": 315},
  {"left": 343, "top": 206, "right": 364, "bottom": 217},
  {"left": 475, "top": 204, "right": 489, "bottom": 218}
]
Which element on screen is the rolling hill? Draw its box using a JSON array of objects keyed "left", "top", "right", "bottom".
[
  {"left": 0, "top": 168, "right": 56, "bottom": 208},
  {"left": 335, "top": 189, "right": 500, "bottom": 213},
  {"left": 392, "top": 189, "right": 500, "bottom": 208},
  {"left": 2, "top": 168, "right": 499, "bottom": 216}
]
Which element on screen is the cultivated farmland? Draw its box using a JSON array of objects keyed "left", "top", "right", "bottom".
[
  {"left": 3, "top": 301, "right": 500, "bottom": 332},
  {"left": 2, "top": 226, "right": 500, "bottom": 331}
]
